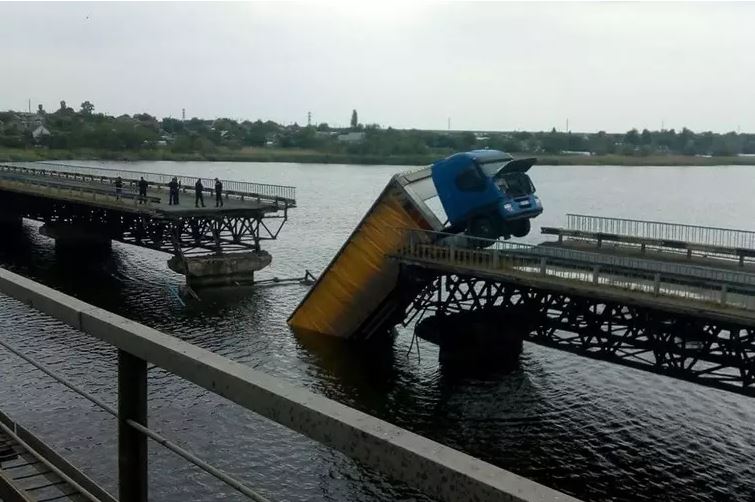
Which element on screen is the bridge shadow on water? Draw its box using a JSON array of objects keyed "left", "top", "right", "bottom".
[{"left": 0, "top": 221, "right": 133, "bottom": 309}]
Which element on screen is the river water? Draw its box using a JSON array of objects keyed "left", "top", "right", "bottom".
[{"left": 0, "top": 161, "right": 753, "bottom": 501}]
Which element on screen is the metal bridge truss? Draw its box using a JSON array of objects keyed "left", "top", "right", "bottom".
[
  {"left": 401, "top": 268, "right": 755, "bottom": 397},
  {"left": 4, "top": 192, "right": 288, "bottom": 257}
]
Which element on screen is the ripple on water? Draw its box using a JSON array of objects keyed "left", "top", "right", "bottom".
[{"left": 2, "top": 162, "right": 755, "bottom": 502}]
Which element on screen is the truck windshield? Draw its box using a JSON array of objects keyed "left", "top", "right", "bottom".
[{"left": 495, "top": 172, "right": 535, "bottom": 197}]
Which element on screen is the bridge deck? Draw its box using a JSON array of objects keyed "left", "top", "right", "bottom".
[
  {"left": 396, "top": 229, "right": 755, "bottom": 326},
  {"left": 542, "top": 238, "right": 755, "bottom": 275},
  {"left": 0, "top": 162, "right": 294, "bottom": 219}
]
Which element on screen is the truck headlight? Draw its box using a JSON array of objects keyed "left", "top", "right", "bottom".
[
  {"left": 503, "top": 203, "right": 513, "bottom": 211},
  {"left": 534, "top": 196, "right": 541, "bottom": 206}
]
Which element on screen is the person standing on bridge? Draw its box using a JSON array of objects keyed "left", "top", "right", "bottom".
[
  {"left": 214, "top": 178, "right": 224, "bottom": 208},
  {"left": 138, "top": 177, "right": 148, "bottom": 204},
  {"left": 114, "top": 176, "right": 123, "bottom": 200},
  {"left": 195, "top": 179, "right": 206, "bottom": 208},
  {"left": 168, "top": 177, "right": 179, "bottom": 205}
]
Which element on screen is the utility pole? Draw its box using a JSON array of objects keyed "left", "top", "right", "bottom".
[
  {"left": 307, "top": 111, "right": 312, "bottom": 127},
  {"left": 182, "top": 108, "right": 186, "bottom": 121},
  {"left": 448, "top": 117, "right": 451, "bottom": 131},
  {"left": 28, "top": 99, "right": 31, "bottom": 114},
  {"left": 566, "top": 118, "right": 569, "bottom": 133}
]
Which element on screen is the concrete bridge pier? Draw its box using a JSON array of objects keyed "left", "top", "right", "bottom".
[
  {"left": 415, "top": 309, "right": 528, "bottom": 369},
  {"left": 39, "top": 223, "right": 112, "bottom": 255},
  {"left": 167, "top": 250, "right": 272, "bottom": 288},
  {"left": 0, "top": 210, "right": 23, "bottom": 228}
]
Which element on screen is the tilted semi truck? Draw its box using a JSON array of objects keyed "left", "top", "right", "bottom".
[{"left": 287, "top": 150, "right": 542, "bottom": 340}]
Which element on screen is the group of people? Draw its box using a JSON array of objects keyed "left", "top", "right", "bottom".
[
  {"left": 166, "top": 177, "right": 224, "bottom": 208},
  {"left": 117, "top": 175, "right": 225, "bottom": 208}
]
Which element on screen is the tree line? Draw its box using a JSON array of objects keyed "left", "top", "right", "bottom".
[{"left": 1, "top": 101, "right": 754, "bottom": 158}]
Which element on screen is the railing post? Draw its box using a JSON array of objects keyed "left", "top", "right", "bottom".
[
  {"left": 540, "top": 257, "right": 547, "bottom": 275},
  {"left": 118, "top": 350, "right": 148, "bottom": 502},
  {"left": 653, "top": 273, "right": 661, "bottom": 295},
  {"left": 720, "top": 284, "right": 728, "bottom": 305},
  {"left": 592, "top": 265, "right": 600, "bottom": 284}
]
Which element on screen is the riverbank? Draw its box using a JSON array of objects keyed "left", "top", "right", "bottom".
[{"left": 2, "top": 146, "right": 755, "bottom": 166}]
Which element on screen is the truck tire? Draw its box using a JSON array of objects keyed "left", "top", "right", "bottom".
[
  {"left": 470, "top": 217, "right": 498, "bottom": 239},
  {"left": 510, "top": 219, "right": 531, "bottom": 238}
]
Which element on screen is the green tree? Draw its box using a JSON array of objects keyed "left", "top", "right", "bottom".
[
  {"left": 624, "top": 128, "right": 640, "bottom": 146},
  {"left": 640, "top": 129, "right": 652, "bottom": 145},
  {"left": 80, "top": 101, "right": 95, "bottom": 115},
  {"left": 350, "top": 109, "right": 358, "bottom": 129}
]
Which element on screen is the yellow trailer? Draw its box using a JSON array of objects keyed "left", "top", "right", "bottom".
[{"left": 288, "top": 167, "right": 443, "bottom": 339}]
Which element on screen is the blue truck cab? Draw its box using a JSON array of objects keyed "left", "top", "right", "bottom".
[{"left": 431, "top": 149, "right": 542, "bottom": 241}]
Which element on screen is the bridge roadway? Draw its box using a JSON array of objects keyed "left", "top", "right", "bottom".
[
  {"left": 394, "top": 227, "right": 755, "bottom": 397},
  {"left": 0, "top": 161, "right": 295, "bottom": 214},
  {"left": 0, "top": 162, "right": 296, "bottom": 287}
]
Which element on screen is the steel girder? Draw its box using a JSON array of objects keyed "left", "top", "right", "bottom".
[
  {"left": 2, "top": 190, "right": 287, "bottom": 257},
  {"left": 402, "top": 269, "right": 755, "bottom": 397}
]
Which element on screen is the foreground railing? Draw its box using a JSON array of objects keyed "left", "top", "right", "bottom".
[
  {"left": 566, "top": 214, "right": 755, "bottom": 250},
  {"left": 0, "top": 267, "right": 575, "bottom": 502},
  {"left": 0, "top": 162, "right": 296, "bottom": 205},
  {"left": 399, "top": 229, "right": 755, "bottom": 311}
]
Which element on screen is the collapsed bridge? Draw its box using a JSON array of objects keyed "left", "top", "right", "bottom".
[
  {"left": 0, "top": 161, "right": 296, "bottom": 287},
  {"left": 289, "top": 167, "right": 755, "bottom": 397}
]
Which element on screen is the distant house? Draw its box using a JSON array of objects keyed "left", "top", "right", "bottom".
[
  {"left": 32, "top": 125, "right": 51, "bottom": 141},
  {"left": 337, "top": 132, "right": 366, "bottom": 143}
]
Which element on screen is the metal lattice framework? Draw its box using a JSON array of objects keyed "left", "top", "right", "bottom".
[
  {"left": 1, "top": 190, "right": 287, "bottom": 257},
  {"left": 402, "top": 269, "right": 755, "bottom": 397}
]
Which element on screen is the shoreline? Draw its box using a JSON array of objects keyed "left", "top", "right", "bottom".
[{"left": 2, "top": 147, "right": 755, "bottom": 167}]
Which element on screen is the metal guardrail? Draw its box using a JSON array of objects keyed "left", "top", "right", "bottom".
[
  {"left": 399, "top": 229, "right": 755, "bottom": 310},
  {"left": 0, "top": 170, "right": 162, "bottom": 208},
  {"left": 0, "top": 267, "right": 576, "bottom": 502},
  {"left": 1, "top": 162, "right": 296, "bottom": 205},
  {"left": 566, "top": 214, "right": 755, "bottom": 250}
]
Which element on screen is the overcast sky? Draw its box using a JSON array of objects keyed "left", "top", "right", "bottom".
[{"left": 2, "top": 1, "right": 754, "bottom": 133}]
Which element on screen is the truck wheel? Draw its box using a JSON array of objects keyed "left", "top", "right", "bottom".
[
  {"left": 468, "top": 217, "right": 498, "bottom": 247},
  {"left": 510, "top": 219, "right": 531, "bottom": 238}
]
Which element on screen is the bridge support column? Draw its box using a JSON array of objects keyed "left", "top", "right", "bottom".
[
  {"left": 416, "top": 311, "right": 526, "bottom": 369},
  {"left": 167, "top": 250, "right": 272, "bottom": 288},
  {"left": 39, "top": 224, "right": 112, "bottom": 254},
  {"left": 0, "top": 212, "right": 22, "bottom": 228}
]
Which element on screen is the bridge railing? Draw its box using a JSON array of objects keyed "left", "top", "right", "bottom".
[
  {"left": 566, "top": 214, "right": 755, "bottom": 250},
  {"left": 398, "top": 229, "right": 755, "bottom": 310},
  {"left": 0, "top": 267, "right": 571, "bottom": 502},
  {"left": 1, "top": 162, "right": 296, "bottom": 206},
  {"left": 0, "top": 168, "right": 163, "bottom": 207}
]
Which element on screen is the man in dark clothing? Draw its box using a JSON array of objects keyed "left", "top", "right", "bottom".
[
  {"left": 138, "top": 177, "right": 148, "bottom": 204},
  {"left": 115, "top": 176, "right": 123, "bottom": 199},
  {"left": 194, "top": 179, "right": 205, "bottom": 208},
  {"left": 168, "top": 177, "right": 179, "bottom": 205},
  {"left": 214, "top": 178, "right": 224, "bottom": 207}
]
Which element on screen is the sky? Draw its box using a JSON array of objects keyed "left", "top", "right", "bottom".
[{"left": 2, "top": 1, "right": 755, "bottom": 133}]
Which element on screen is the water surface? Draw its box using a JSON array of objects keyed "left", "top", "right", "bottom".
[{"left": 0, "top": 161, "right": 753, "bottom": 501}]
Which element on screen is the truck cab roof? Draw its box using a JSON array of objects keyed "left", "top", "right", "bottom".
[{"left": 464, "top": 149, "right": 514, "bottom": 164}]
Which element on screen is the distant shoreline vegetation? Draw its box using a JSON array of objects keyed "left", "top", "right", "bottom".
[
  {"left": 2, "top": 146, "right": 755, "bottom": 167},
  {"left": 2, "top": 102, "right": 755, "bottom": 166}
]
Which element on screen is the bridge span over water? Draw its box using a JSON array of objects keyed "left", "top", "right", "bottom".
[
  {"left": 290, "top": 167, "right": 755, "bottom": 397},
  {"left": 0, "top": 161, "right": 296, "bottom": 287}
]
